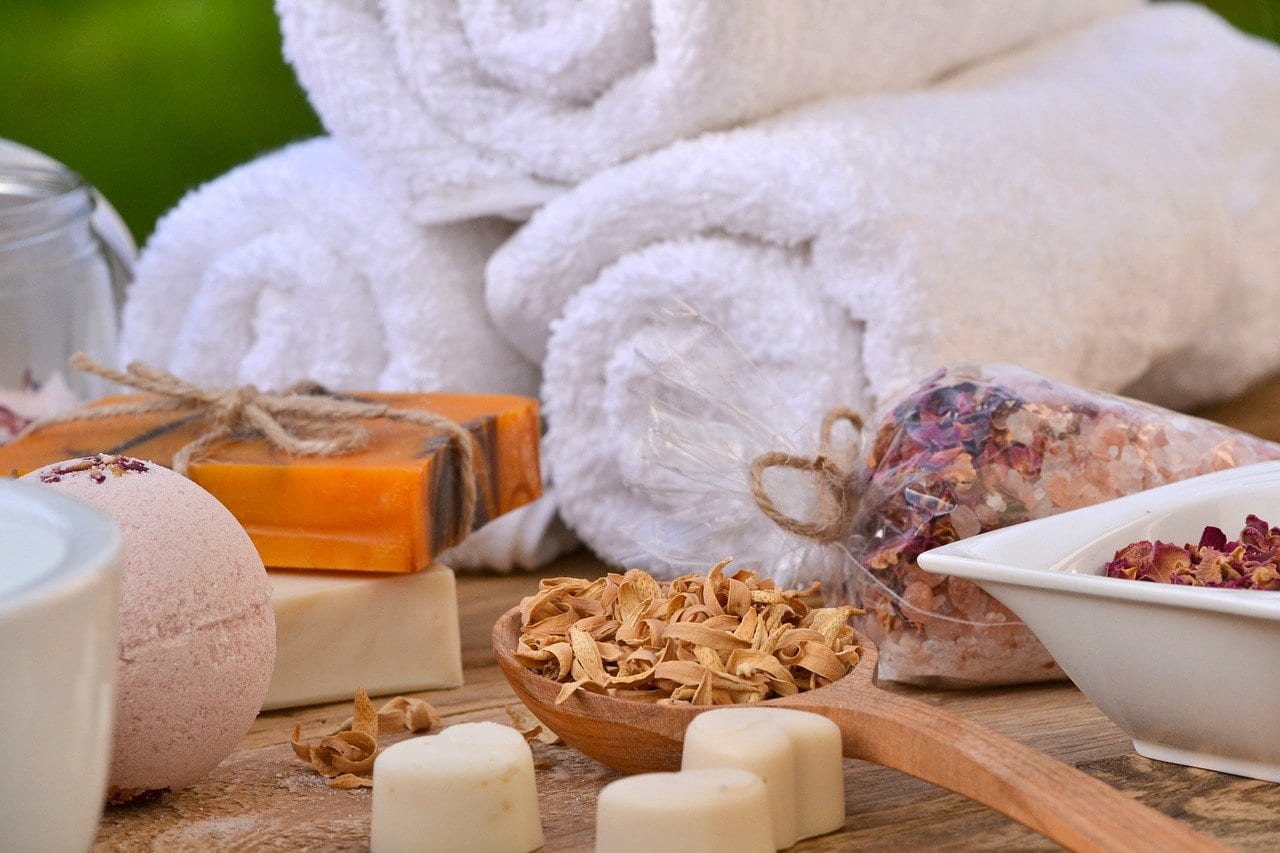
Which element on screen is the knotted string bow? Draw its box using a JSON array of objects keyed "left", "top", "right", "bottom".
[
  {"left": 16, "top": 353, "right": 480, "bottom": 538},
  {"left": 749, "top": 407, "right": 864, "bottom": 543}
]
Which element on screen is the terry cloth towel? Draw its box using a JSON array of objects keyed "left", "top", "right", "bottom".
[
  {"left": 120, "top": 137, "right": 575, "bottom": 571},
  {"left": 275, "top": 0, "right": 1137, "bottom": 224},
  {"left": 485, "top": 4, "right": 1280, "bottom": 576}
]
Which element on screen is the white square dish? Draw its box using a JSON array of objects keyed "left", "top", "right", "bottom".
[{"left": 918, "top": 461, "right": 1280, "bottom": 782}]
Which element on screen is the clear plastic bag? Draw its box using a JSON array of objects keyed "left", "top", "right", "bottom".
[
  {"left": 838, "top": 364, "right": 1280, "bottom": 686},
  {"left": 628, "top": 307, "right": 1280, "bottom": 687}
]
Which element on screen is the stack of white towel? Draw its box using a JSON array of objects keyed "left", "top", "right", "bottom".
[
  {"left": 123, "top": 1, "right": 1280, "bottom": 576},
  {"left": 274, "top": 0, "right": 1137, "bottom": 222}
]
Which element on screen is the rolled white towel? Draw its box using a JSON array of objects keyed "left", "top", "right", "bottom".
[
  {"left": 276, "top": 0, "right": 1137, "bottom": 224},
  {"left": 120, "top": 137, "right": 574, "bottom": 571},
  {"left": 487, "top": 4, "right": 1280, "bottom": 575}
]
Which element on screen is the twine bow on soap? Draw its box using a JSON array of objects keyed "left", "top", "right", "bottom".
[
  {"left": 16, "top": 353, "right": 481, "bottom": 537},
  {"left": 749, "top": 408, "right": 864, "bottom": 543}
]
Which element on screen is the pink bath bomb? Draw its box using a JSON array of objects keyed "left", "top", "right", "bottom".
[{"left": 25, "top": 454, "right": 275, "bottom": 802}]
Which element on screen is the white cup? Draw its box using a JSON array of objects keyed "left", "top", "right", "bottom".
[{"left": 0, "top": 479, "right": 120, "bottom": 852}]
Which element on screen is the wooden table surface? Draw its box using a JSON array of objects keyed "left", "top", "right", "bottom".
[{"left": 95, "top": 378, "right": 1280, "bottom": 851}]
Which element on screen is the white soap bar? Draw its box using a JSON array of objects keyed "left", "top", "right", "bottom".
[
  {"left": 371, "top": 722, "right": 544, "bottom": 853},
  {"left": 263, "top": 565, "right": 463, "bottom": 710},
  {"left": 683, "top": 708, "right": 845, "bottom": 848},
  {"left": 596, "top": 768, "right": 774, "bottom": 853}
]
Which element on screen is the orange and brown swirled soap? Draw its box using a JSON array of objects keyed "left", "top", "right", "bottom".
[{"left": 0, "top": 392, "right": 541, "bottom": 573}]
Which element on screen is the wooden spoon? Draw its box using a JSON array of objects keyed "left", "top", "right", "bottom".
[{"left": 493, "top": 607, "right": 1221, "bottom": 852}]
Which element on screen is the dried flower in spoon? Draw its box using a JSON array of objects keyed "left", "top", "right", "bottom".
[{"left": 516, "top": 559, "right": 862, "bottom": 706}]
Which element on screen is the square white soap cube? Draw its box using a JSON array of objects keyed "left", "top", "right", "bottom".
[
  {"left": 596, "top": 768, "right": 774, "bottom": 853},
  {"left": 371, "top": 722, "right": 544, "bottom": 853},
  {"left": 682, "top": 707, "right": 845, "bottom": 847}
]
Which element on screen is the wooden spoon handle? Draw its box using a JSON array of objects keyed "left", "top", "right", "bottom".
[{"left": 806, "top": 687, "right": 1222, "bottom": 852}]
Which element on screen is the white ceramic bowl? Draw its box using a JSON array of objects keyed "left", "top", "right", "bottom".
[
  {"left": 918, "top": 461, "right": 1280, "bottom": 782},
  {"left": 0, "top": 479, "right": 120, "bottom": 852}
]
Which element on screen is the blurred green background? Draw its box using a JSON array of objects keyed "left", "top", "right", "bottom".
[
  {"left": 0, "top": 0, "right": 1274, "bottom": 245},
  {"left": 0, "top": 1, "right": 321, "bottom": 244}
]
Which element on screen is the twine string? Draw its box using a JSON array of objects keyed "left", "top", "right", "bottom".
[
  {"left": 15, "top": 353, "right": 481, "bottom": 538},
  {"left": 749, "top": 407, "right": 864, "bottom": 543}
]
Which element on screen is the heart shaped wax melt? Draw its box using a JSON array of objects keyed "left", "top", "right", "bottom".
[{"left": 25, "top": 454, "right": 275, "bottom": 802}]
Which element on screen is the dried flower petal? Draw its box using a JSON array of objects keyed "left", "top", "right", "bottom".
[
  {"left": 568, "top": 626, "right": 610, "bottom": 684},
  {"left": 293, "top": 688, "right": 445, "bottom": 789},
  {"left": 329, "top": 774, "right": 374, "bottom": 789},
  {"left": 352, "top": 687, "right": 378, "bottom": 739},
  {"left": 662, "top": 622, "right": 751, "bottom": 652},
  {"left": 289, "top": 724, "right": 312, "bottom": 763},
  {"left": 374, "top": 696, "right": 442, "bottom": 734},
  {"left": 1106, "top": 515, "right": 1280, "bottom": 591},
  {"left": 290, "top": 725, "right": 378, "bottom": 779},
  {"left": 329, "top": 694, "right": 444, "bottom": 736},
  {"left": 554, "top": 678, "right": 608, "bottom": 705},
  {"left": 691, "top": 668, "right": 716, "bottom": 706},
  {"left": 506, "top": 705, "right": 563, "bottom": 745},
  {"left": 317, "top": 732, "right": 379, "bottom": 776}
]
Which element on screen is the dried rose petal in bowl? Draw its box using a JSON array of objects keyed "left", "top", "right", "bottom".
[
  {"left": 918, "top": 462, "right": 1280, "bottom": 781},
  {"left": 1106, "top": 515, "right": 1280, "bottom": 590}
]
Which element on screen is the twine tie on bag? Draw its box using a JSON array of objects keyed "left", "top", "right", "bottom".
[
  {"left": 749, "top": 408, "right": 864, "bottom": 543},
  {"left": 15, "top": 353, "right": 481, "bottom": 538}
]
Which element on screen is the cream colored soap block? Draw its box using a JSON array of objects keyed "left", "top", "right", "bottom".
[
  {"left": 596, "top": 768, "right": 774, "bottom": 853},
  {"left": 371, "top": 722, "right": 544, "bottom": 853},
  {"left": 683, "top": 708, "right": 845, "bottom": 848},
  {"left": 264, "top": 565, "right": 463, "bottom": 710}
]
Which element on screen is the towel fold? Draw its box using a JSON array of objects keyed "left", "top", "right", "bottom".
[
  {"left": 276, "top": 0, "right": 1137, "bottom": 224},
  {"left": 485, "top": 4, "right": 1280, "bottom": 574},
  {"left": 120, "top": 137, "right": 574, "bottom": 571}
]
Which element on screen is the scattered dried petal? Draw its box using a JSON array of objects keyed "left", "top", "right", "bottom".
[
  {"left": 329, "top": 773, "right": 374, "bottom": 789},
  {"left": 506, "top": 705, "right": 563, "bottom": 745},
  {"left": 352, "top": 687, "right": 378, "bottom": 739},
  {"left": 377, "top": 696, "right": 441, "bottom": 733},
  {"left": 330, "top": 695, "right": 444, "bottom": 736},
  {"left": 289, "top": 723, "right": 312, "bottom": 763},
  {"left": 294, "top": 688, "right": 445, "bottom": 790}
]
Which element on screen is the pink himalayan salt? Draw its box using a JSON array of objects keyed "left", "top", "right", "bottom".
[{"left": 24, "top": 455, "right": 275, "bottom": 801}]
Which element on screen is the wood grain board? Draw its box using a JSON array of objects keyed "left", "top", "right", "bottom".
[{"left": 95, "top": 377, "right": 1280, "bottom": 850}]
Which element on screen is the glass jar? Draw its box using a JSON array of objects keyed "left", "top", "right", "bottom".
[{"left": 0, "top": 166, "right": 132, "bottom": 441}]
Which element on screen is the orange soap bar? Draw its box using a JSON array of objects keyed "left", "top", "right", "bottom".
[{"left": 0, "top": 393, "right": 541, "bottom": 573}]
